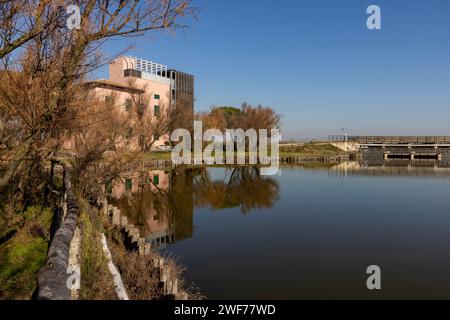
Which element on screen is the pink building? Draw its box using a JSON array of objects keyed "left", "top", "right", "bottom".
[{"left": 67, "top": 56, "right": 194, "bottom": 151}]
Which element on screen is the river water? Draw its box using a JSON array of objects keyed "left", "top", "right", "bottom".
[{"left": 109, "top": 160, "right": 450, "bottom": 299}]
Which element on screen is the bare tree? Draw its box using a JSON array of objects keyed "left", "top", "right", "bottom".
[
  {"left": 0, "top": 0, "right": 198, "bottom": 190},
  {"left": 0, "top": 0, "right": 60, "bottom": 59}
]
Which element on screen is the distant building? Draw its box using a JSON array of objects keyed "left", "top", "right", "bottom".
[{"left": 67, "top": 56, "right": 194, "bottom": 151}]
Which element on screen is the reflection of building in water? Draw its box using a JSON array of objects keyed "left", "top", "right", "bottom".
[
  {"left": 107, "top": 169, "right": 193, "bottom": 248},
  {"left": 330, "top": 160, "right": 450, "bottom": 178}
]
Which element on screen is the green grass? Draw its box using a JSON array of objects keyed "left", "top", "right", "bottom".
[
  {"left": 108, "top": 143, "right": 346, "bottom": 165},
  {"left": 279, "top": 143, "right": 346, "bottom": 157},
  {"left": 0, "top": 205, "right": 52, "bottom": 299},
  {"left": 78, "top": 199, "right": 116, "bottom": 300}
]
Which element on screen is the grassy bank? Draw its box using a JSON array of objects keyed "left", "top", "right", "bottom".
[
  {"left": 78, "top": 199, "right": 116, "bottom": 300},
  {"left": 0, "top": 205, "right": 52, "bottom": 299},
  {"left": 279, "top": 143, "right": 346, "bottom": 157},
  {"left": 106, "top": 227, "right": 203, "bottom": 300},
  {"left": 136, "top": 143, "right": 347, "bottom": 162},
  {"left": 77, "top": 198, "right": 202, "bottom": 300}
]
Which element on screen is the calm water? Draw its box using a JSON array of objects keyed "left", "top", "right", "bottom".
[{"left": 110, "top": 161, "right": 450, "bottom": 299}]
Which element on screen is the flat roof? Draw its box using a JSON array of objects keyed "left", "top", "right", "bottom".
[{"left": 85, "top": 80, "right": 145, "bottom": 94}]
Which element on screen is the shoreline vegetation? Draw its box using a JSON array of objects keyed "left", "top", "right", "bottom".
[{"left": 135, "top": 142, "right": 349, "bottom": 162}]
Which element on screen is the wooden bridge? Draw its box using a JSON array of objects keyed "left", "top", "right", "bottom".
[{"left": 328, "top": 136, "right": 450, "bottom": 160}]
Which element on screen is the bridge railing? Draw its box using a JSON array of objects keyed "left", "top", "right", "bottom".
[
  {"left": 330, "top": 136, "right": 450, "bottom": 144},
  {"left": 328, "top": 135, "right": 349, "bottom": 142}
]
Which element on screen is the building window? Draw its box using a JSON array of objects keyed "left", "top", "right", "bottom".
[
  {"left": 153, "top": 175, "right": 159, "bottom": 185},
  {"left": 138, "top": 103, "right": 146, "bottom": 115},
  {"left": 171, "top": 89, "right": 176, "bottom": 100},
  {"left": 154, "top": 134, "right": 160, "bottom": 141},
  {"left": 105, "top": 95, "right": 114, "bottom": 106},
  {"left": 125, "top": 178, "right": 132, "bottom": 191},
  {"left": 126, "top": 127, "right": 133, "bottom": 138},
  {"left": 154, "top": 199, "right": 161, "bottom": 211},
  {"left": 125, "top": 99, "right": 132, "bottom": 112},
  {"left": 105, "top": 181, "right": 112, "bottom": 194},
  {"left": 154, "top": 105, "right": 160, "bottom": 117},
  {"left": 154, "top": 94, "right": 160, "bottom": 100},
  {"left": 124, "top": 69, "right": 142, "bottom": 78}
]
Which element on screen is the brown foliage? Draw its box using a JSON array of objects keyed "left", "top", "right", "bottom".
[
  {"left": 193, "top": 167, "right": 280, "bottom": 213},
  {"left": 198, "top": 102, "right": 281, "bottom": 132},
  {"left": 0, "top": 0, "right": 197, "bottom": 201},
  {"left": 108, "top": 229, "right": 187, "bottom": 300},
  {"left": 236, "top": 102, "right": 281, "bottom": 132}
]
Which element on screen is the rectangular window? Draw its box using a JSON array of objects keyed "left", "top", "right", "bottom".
[
  {"left": 154, "top": 94, "right": 160, "bottom": 100},
  {"left": 124, "top": 69, "right": 142, "bottom": 78},
  {"left": 105, "top": 181, "right": 112, "bottom": 194},
  {"left": 126, "top": 127, "right": 133, "bottom": 138},
  {"left": 125, "top": 99, "right": 132, "bottom": 112},
  {"left": 154, "top": 134, "right": 160, "bottom": 141},
  {"left": 153, "top": 175, "right": 159, "bottom": 185},
  {"left": 138, "top": 103, "right": 146, "bottom": 114},
  {"left": 154, "top": 105, "right": 160, "bottom": 117},
  {"left": 125, "top": 178, "right": 132, "bottom": 191},
  {"left": 105, "top": 95, "right": 114, "bottom": 106}
]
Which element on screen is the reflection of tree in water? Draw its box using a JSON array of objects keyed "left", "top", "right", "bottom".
[
  {"left": 168, "top": 169, "right": 194, "bottom": 240},
  {"left": 108, "top": 167, "right": 279, "bottom": 242},
  {"left": 193, "top": 167, "right": 280, "bottom": 213}
]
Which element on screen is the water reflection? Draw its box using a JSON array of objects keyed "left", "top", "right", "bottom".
[
  {"left": 108, "top": 169, "right": 193, "bottom": 247},
  {"left": 108, "top": 166, "right": 279, "bottom": 247},
  {"left": 108, "top": 160, "right": 450, "bottom": 299},
  {"left": 108, "top": 161, "right": 450, "bottom": 248},
  {"left": 193, "top": 167, "right": 280, "bottom": 213},
  {"left": 330, "top": 159, "right": 450, "bottom": 178}
]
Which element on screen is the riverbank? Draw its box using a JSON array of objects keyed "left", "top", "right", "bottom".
[
  {"left": 0, "top": 162, "right": 200, "bottom": 300},
  {"left": 134, "top": 143, "right": 350, "bottom": 164},
  {"left": 0, "top": 205, "right": 53, "bottom": 299}
]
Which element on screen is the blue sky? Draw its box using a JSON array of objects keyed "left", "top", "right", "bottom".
[{"left": 98, "top": 0, "right": 450, "bottom": 139}]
